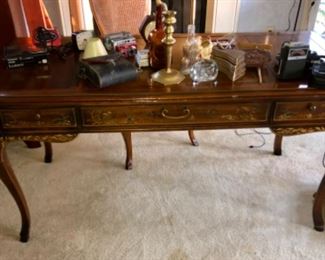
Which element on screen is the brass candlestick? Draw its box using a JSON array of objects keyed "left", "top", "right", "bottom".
[{"left": 152, "top": 10, "right": 185, "bottom": 86}]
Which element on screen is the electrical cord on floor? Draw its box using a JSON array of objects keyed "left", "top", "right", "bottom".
[{"left": 234, "top": 129, "right": 272, "bottom": 149}]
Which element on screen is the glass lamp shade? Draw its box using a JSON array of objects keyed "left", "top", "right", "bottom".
[{"left": 82, "top": 37, "right": 108, "bottom": 59}]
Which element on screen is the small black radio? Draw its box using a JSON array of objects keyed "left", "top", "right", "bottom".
[
  {"left": 309, "top": 57, "right": 325, "bottom": 88},
  {"left": 277, "top": 41, "right": 309, "bottom": 80},
  {"left": 3, "top": 44, "right": 48, "bottom": 69}
]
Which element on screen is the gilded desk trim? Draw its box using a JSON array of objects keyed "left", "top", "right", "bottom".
[
  {"left": 271, "top": 127, "right": 325, "bottom": 136},
  {"left": 0, "top": 134, "right": 78, "bottom": 143}
]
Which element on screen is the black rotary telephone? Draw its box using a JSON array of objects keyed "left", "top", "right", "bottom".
[{"left": 33, "top": 26, "right": 61, "bottom": 48}]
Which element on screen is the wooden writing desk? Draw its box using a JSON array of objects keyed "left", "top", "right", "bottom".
[{"left": 1, "top": 32, "right": 325, "bottom": 242}]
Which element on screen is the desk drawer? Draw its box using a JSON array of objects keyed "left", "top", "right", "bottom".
[
  {"left": 81, "top": 103, "right": 270, "bottom": 127},
  {"left": 0, "top": 108, "right": 77, "bottom": 129},
  {"left": 274, "top": 102, "right": 325, "bottom": 122}
]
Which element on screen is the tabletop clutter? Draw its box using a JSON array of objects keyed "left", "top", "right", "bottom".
[
  {"left": 74, "top": 0, "right": 274, "bottom": 88},
  {"left": 49, "top": 0, "right": 273, "bottom": 87},
  {"left": 4, "top": 0, "right": 325, "bottom": 88}
]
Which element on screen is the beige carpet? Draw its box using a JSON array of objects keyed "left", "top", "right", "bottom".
[{"left": 1, "top": 129, "right": 325, "bottom": 259}]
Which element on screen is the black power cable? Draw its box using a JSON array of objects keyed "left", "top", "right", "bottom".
[
  {"left": 293, "top": 0, "right": 303, "bottom": 31},
  {"left": 293, "top": 0, "right": 315, "bottom": 31},
  {"left": 234, "top": 129, "right": 272, "bottom": 149},
  {"left": 285, "top": 0, "right": 297, "bottom": 31}
]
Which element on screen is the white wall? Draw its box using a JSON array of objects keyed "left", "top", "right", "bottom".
[
  {"left": 237, "top": 0, "right": 300, "bottom": 32},
  {"left": 43, "top": 0, "right": 63, "bottom": 31},
  {"left": 43, "top": 0, "right": 72, "bottom": 36},
  {"left": 206, "top": 0, "right": 241, "bottom": 33}
]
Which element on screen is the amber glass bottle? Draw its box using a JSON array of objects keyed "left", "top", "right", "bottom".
[{"left": 148, "top": 0, "right": 166, "bottom": 70}]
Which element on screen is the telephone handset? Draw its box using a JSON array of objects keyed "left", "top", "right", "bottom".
[{"left": 33, "top": 26, "right": 62, "bottom": 48}]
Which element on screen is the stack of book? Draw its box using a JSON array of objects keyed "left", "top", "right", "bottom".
[
  {"left": 135, "top": 49, "right": 149, "bottom": 68},
  {"left": 211, "top": 47, "right": 246, "bottom": 81}
]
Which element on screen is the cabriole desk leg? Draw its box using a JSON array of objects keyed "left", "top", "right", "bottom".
[
  {"left": 0, "top": 141, "right": 30, "bottom": 242},
  {"left": 188, "top": 130, "right": 199, "bottom": 146},
  {"left": 313, "top": 173, "right": 325, "bottom": 231},
  {"left": 121, "top": 132, "right": 133, "bottom": 170},
  {"left": 273, "top": 134, "right": 283, "bottom": 156},
  {"left": 44, "top": 142, "right": 52, "bottom": 163}
]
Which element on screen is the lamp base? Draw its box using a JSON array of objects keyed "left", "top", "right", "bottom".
[{"left": 152, "top": 69, "right": 185, "bottom": 86}]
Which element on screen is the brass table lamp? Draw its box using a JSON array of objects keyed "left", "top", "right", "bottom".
[{"left": 152, "top": 10, "right": 185, "bottom": 86}]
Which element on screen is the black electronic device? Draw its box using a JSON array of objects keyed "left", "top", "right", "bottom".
[
  {"left": 3, "top": 44, "right": 48, "bottom": 69},
  {"left": 277, "top": 41, "right": 309, "bottom": 80},
  {"left": 309, "top": 57, "right": 325, "bottom": 88}
]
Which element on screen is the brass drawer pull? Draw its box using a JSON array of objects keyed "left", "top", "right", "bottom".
[
  {"left": 161, "top": 107, "right": 191, "bottom": 120},
  {"left": 308, "top": 104, "right": 317, "bottom": 112},
  {"left": 35, "top": 113, "right": 41, "bottom": 120}
]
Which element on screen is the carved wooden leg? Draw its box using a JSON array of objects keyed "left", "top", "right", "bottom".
[
  {"left": 257, "top": 67, "right": 263, "bottom": 84},
  {"left": 121, "top": 132, "right": 132, "bottom": 170},
  {"left": 313, "top": 174, "right": 325, "bottom": 231},
  {"left": 0, "top": 141, "right": 30, "bottom": 242},
  {"left": 44, "top": 142, "right": 52, "bottom": 163},
  {"left": 273, "top": 134, "right": 283, "bottom": 156},
  {"left": 188, "top": 130, "right": 199, "bottom": 146}
]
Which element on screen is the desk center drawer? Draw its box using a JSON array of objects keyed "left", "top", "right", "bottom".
[
  {"left": 0, "top": 108, "right": 77, "bottom": 129},
  {"left": 81, "top": 103, "right": 270, "bottom": 127}
]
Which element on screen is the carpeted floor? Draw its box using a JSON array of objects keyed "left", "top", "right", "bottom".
[{"left": 1, "top": 129, "right": 325, "bottom": 260}]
